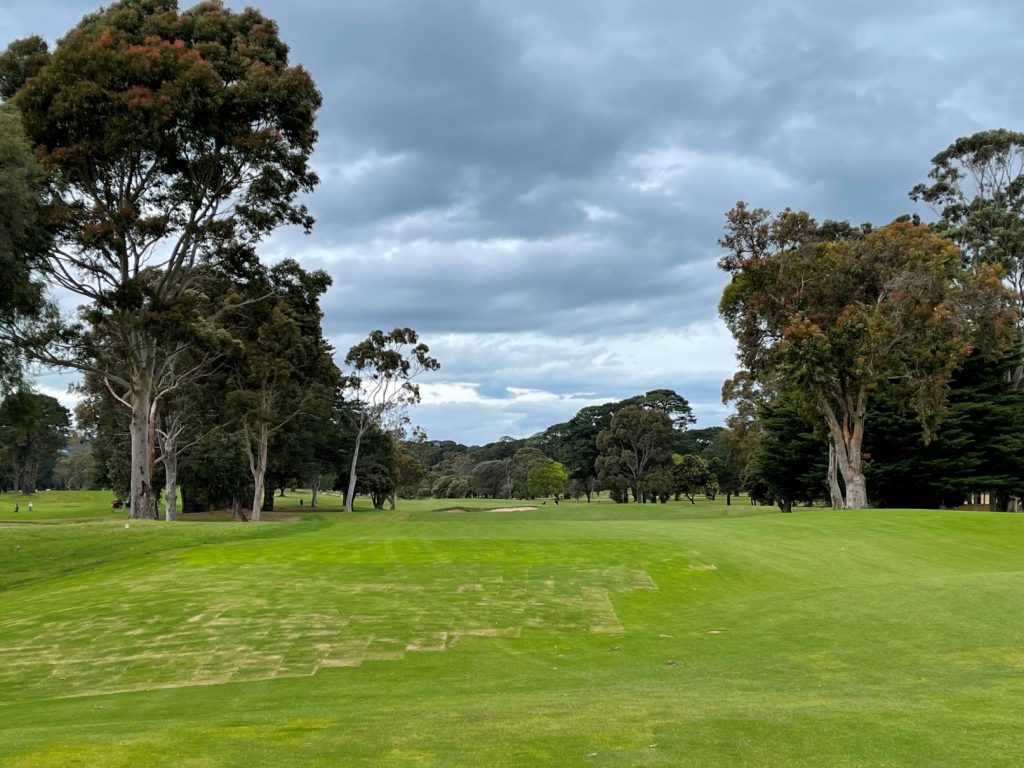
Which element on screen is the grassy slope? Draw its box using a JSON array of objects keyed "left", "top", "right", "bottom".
[{"left": 0, "top": 493, "right": 1022, "bottom": 766}]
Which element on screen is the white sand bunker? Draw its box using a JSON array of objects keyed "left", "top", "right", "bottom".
[{"left": 489, "top": 506, "right": 539, "bottom": 512}]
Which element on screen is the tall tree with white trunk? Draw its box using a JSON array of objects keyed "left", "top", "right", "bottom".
[
  {"left": 719, "top": 203, "right": 1016, "bottom": 508},
  {"left": 0, "top": 1, "right": 320, "bottom": 518},
  {"left": 342, "top": 329, "right": 439, "bottom": 512},
  {"left": 225, "top": 260, "right": 335, "bottom": 522}
]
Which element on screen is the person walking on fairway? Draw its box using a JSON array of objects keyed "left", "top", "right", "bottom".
[
  {"left": 14, "top": 503, "right": 18, "bottom": 513},
  {"left": 27, "top": 501, "right": 32, "bottom": 512}
]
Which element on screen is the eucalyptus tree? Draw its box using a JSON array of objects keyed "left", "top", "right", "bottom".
[
  {"left": 0, "top": 391, "right": 70, "bottom": 494},
  {"left": 352, "top": 426, "right": 397, "bottom": 510},
  {"left": 717, "top": 373, "right": 763, "bottom": 505},
  {"left": 912, "top": 130, "right": 1024, "bottom": 393},
  {"left": 153, "top": 377, "right": 205, "bottom": 521},
  {"left": 626, "top": 389, "right": 696, "bottom": 431},
  {"left": 0, "top": 103, "right": 50, "bottom": 390},
  {"left": 509, "top": 447, "right": 548, "bottom": 498},
  {"left": 471, "top": 459, "right": 508, "bottom": 498},
  {"left": 527, "top": 459, "right": 568, "bottom": 501},
  {"left": 1, "top": 0, "right": 320, "bottom": 517},
  {"left": 596, "top": 405, "right": 674, "bottom": 503},
  {"left": 225, "top": 260, "right": 335, "bottom": 522},
  {"left": 548, "top": 401, "right": 620, "bottom": 501},
  {"left": 719, "top": 203, "right": 1015, "bottom": 508},
  {"left": 911, "top": 130, "right": 1024, "bottom": 325},
  {"left": 392, "top": 446, "right": 427, "bottom": 500},
  {"left": 342, "top": 329, "right": 439, "bottom": 512},
  {"left": 672, "top": 454, "right": 713, "bottom": 505}
]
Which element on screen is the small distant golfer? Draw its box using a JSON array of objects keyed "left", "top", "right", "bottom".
[
  {"left": 27, "top": 501, "right": 33, "bottom": 512},
  {"left": 14, "top": 503, "right": 18, "bottom": 513}
]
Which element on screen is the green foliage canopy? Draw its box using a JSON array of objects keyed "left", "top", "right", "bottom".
[{"left": 719, "top": 202, "right": 1016, "bottom": 507}]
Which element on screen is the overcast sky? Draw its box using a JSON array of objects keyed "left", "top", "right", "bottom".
[{"left": 6, "top": 1, "right": 1024, "bottom": 445}]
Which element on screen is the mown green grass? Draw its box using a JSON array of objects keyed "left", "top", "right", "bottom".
[
  {"left": 0, "top": 493, "right": 1022, "bottom": 766},
  {"left": 0, "top": 489, "right": 124, "bottom": 521}
]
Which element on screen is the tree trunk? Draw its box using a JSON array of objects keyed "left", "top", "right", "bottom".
[
  {"left": 827, "top": 440, "right": 843, "bottom": 510},
  {"left": 19, "top": 453, "right": 38, "bottom": 495},
  {"left": 990, "top": 490, "right": 1010, "bottom": 512},
  {"left": 345, "top": 428, "right": 364, "bottom": 512},
  {"left": 129, "top": 381, "right": 157, "bottom": 519},
  {"left": 726, "top": 492, "right": 731, "bottom": 506},
  {"left": 779, "top": 498, "right": 793, "bottom": 513},
  {"left": 231, "top": 493, "right": 246, "bottom": 522},
  {"left": 164, "top": 446, "right": 178, "bottom": 521},
  {"left": 844, "top": 472, "right": 868, "bottom": 509},
  {"left": 310, "top": 471, "right": 321, "bottom": 508},
  {"left": 244, "top": 421, "right": 269, "bottom": 522},
  {"left": 820, "top": 389, "right": 869, "bottom": 509},
  {"left": 388, "top": 491, "right": 396, "bottom": 510}
]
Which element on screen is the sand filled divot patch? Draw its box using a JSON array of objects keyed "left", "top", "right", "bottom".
[
  {"left": 0, "top": 560, "right": 656, "bottom": 700},
  {"left": 436, "top": 506, "right": 539, "bottom": 512}
]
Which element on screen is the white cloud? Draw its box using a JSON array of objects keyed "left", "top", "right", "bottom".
[
  {"left": 627, "top": 144, "right": 796, "bottom": 197},
  {"left": 27, "top": 369, "right": 83, "bottom": 417},
  {"left": 403, "top": 321, "right": 738, "bottom": 443},
  {"left": 578, "top": 202, "right": 620, "bottom": 221}
]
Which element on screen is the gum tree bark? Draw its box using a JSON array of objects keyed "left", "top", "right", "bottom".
[
  {"left": 129, "top": 368, "right": 157, "bottom": 519},
  {"left": 827, "top": 439, "right": 843, "bottom": 510},
  {"left": 243, "top": 417, "right": 270, "bottom": 523},
  {"left": 345, "top": 434, "right": 363, "bottom": 514},
  {"left": 310, "top": 471, "right": 322, "bottom": 508},
  {"left": 820, "top": 391, "right": 868, "bottom": 509}
]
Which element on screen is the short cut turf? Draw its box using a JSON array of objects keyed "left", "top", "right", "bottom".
[{"left": 1, "top": 492, "right": 1022, "bottom": 766}]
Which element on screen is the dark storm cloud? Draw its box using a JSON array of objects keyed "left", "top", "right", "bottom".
[{"left": 7, "top": 0, "right": 1024, "bottom": 440}]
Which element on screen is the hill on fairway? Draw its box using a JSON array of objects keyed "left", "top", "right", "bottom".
[{"left": 1, "top": 494, "right": 1022, "bottom": 766}]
